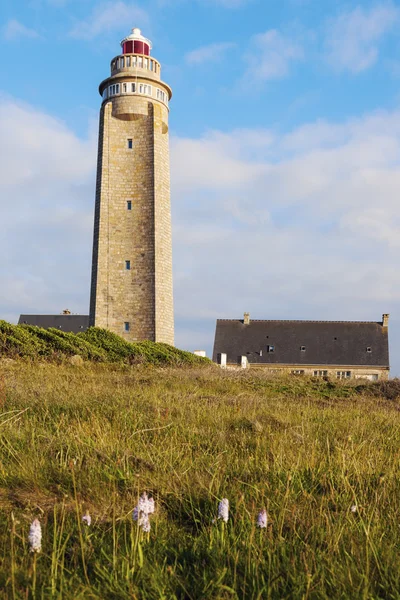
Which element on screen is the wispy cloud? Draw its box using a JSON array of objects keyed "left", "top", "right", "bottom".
[
  {"left": 325, "top": 3, "right": 399, "bottom": 73},
  {"left": 2, "top": 19, "right": 40, "bottom": 41},
  {"left": 244, "top": 29, "right": 304, "bottom": 83},
  {"left": 185, "top": 42, "right": 235, "bottom": 65},
  {"left": 69, "top": 1, "right": 148, "bottom": 40}
]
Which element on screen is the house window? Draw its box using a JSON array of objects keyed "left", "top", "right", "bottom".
[
  {"left": 366, "top": 347, "right": 372, "bottom": 353},
  {"left": 267, "top": 345, "right": 275, "bottom": 353},
  {"left": 300, "top": 346, "right": 306, "bottom": 352},
  {"left": 127, "top": 201, "right": 132, "bottom": 210},
  {"left": 292, "top": 370, "right": 305, "bottom": 375},
  {"left": 125, "top": 260, "right": 131, "bottom": 270},
  {"left": 314, "top": 370, "right": 328, "bottom": 377},
  {"left": 128, "top": 139, "right": 133, "bottom": 149},
  {"left": 337, "top": 371, "right": 351, "bottom": 379},
  {"left": 124, "top": 322, "right": 130, "bottom": 332}
]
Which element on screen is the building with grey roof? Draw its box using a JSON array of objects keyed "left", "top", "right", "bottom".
[
  {"left": 213, "top": 313, "right": 390, "bottom": 380},
  {"left": 18, "top": 313, "right": 89, "bottom": 334}
]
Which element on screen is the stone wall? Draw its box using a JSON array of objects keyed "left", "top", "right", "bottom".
[{"left": 89, "top": 89, "right": 174, "bottom": 345}]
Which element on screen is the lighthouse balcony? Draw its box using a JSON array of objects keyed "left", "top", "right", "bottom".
[
  {"left": 102, "top": 81, "right": 169, "bottom": 107},
  {"left": 111, "top": 54, "right": 161, "bottom": 79}
]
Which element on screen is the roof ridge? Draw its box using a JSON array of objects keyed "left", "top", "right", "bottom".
[{"left": 216, "top": 319, "right": 381, "bottom": 324}]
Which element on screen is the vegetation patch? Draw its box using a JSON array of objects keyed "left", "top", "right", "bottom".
[
  {"left": 0, "top": 321, "right": 210, "bottom": 366},
  {"left": 0, "top": 363, "right": 399, "bottom": 598}
]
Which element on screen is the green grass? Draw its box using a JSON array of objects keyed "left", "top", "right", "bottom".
[
  {"left": 0, "top": 362, "right": 400, "bottom": 598},
  {"left": 0, "top": 321, "right": 210, "bottom": 366}
]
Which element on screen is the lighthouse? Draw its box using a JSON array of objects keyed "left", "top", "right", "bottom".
[{"left": 89, "top": 28, "right": 174, "bottom": 345}]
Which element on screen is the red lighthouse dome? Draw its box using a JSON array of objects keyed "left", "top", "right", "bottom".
[{"left": 121, "top": 27, "right": 152, "bottom": 56}]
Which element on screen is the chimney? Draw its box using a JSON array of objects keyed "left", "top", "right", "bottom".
[
  {"left": 244, "top": 312, "right": 250, "bottom": 325},
  {"left": 382, "top": 313, "right": 389, "bottom": 328}
]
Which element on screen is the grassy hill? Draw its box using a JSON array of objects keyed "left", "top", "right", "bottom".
[
  {"left": 0, "top": 361, "right": 400, "bottom": 598},
  {"left": 0, "top": 320, "right": 210, "bottom": 366}
]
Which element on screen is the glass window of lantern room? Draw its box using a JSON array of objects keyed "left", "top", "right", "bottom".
[
  {"left": 138, "top": 57, "right": 143, "bottom": 68},
  {"left": 150, "top": 60, "right": 153, "bottom": 71},
  {"left": 132, "top": 56, "right": 137, "bottom": 67},
  {"left": 144, "top": 58, "right": 148, "bottom": 69},
  {"left": 126, "top": 56, "right": 131, "bottom": 67}
]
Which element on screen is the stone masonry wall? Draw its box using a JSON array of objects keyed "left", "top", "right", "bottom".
[{"left": 89, "top": 90, "right": 174, "bottom": 344}]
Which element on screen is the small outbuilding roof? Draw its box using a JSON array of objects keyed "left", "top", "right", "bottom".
[
  {"left": 18, "top": 315, "right": 89, "bottom": 334},
  {"left": 212, "top": 315, "right": 389, "bottom": 367}
]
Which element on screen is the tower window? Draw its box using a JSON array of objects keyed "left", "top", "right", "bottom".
[
  {"left": 116, "top": 84, "right": 120, "bottom": 94},
  {"left": 123, "top": 83, "right": 127, "bottom": 93},
  {"left": 127, "top": 201, "right": 132, "bottom": 210},
  {"left": 131, "top": 83, "right": 136, "bottom": 93},
  {"left": 126, "top": 56, "right": 131, "bottom": 67},
  {"left": 127, "top": 139, "right": 133, "bottom": 149},
  {"left": 124, "top": 322, "right": 130, "bottom": 332},
  {"left": 125, "top": 260, "right": 131, "bottom": 270}
]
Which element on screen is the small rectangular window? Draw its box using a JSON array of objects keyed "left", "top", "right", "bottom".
[
  {"left": 132, "top": 83, "right": 136, "bottom": 93},
  {"left": 123, "top": 83, "right": 127, "bottom": 93},
  {"left": 125, "top": 260, "right": 131, "bottom": 270},
  {"left": 292, "top": 370, "right": 305, "bottom": 375},
  {"left": 337, "top": 371, "right": 351, "bottom": 379},
  {"left": 313, "top": 370, "right": 328, "bottom": 377},
  {"left": 127, "top": 201, "right": 132, "bottom": 210},
  {"left": 132, "top": 56, "right": 137, "bottom": 67},
  {"left": 267, "top": 345, "right": 275, "bottom": 353},
  {"left": 126, "top": 56, "right": 131, "bottom": 67},
  {"left": 150, "top": 60, "right": 154, "bottom": 71},
  {"left": 138, "top": 57, "right": 143, "bottom": 68},
  {"left": 139, "top": 84, "right": 143, "bottom": 94},
  {"left": 112, "top": 85, "right": 116, "bottom": 95},
  {"left": 124, "top": 322, "right": 130, "bottom": 332},
  {"left": 144, "top": 58, "right": 148, "bottom": 69},
  {"left": 127, "top": 139, "right": 133, "bottom": 149},
  {"left": 116, "top": 84, "right": 120, "bottom": 94}
]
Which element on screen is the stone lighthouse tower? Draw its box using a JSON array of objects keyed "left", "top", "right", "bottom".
[{"left": 89, "top": 28, "right": 174, "bottom": 345}]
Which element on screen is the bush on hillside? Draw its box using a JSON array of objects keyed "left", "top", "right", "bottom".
[{"left": 0, "top": 321, "right": 211, "bottom": 366}]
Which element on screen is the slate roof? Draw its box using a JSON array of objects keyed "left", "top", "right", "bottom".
[
  {"left": 212, "top": 318, "right": 389, "bottom": 367},
  {"left": 18, "top": 315, "right": 89, "bottom": 334}
]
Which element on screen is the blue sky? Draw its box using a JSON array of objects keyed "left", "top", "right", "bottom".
[{"left": 1, "top": 0, "right": 400, "bottom": 374}]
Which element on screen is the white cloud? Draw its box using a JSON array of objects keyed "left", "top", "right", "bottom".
[
  {"left": 2, "top": 20, "right": 40, "bottom": 41},
  {"left": 185, "top": 42, "right": 235, "bottom": 65},
  {"left": 69, "top": 1, "right": 148, "bottom": 40},
  {"left": 170, "top": 111, "right": 400, "bottom": 372},
  {"left": 244, "top": 29, "right": 304, "bottom": 83},
  {"left": 0, "top": 97, "right": 96, "bottom": 317},
  {"left": 325, "top": 3, "right": 399, "bottom": 73}
]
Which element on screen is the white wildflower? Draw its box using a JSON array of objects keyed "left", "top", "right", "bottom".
[
  {"left": 351, "top": 504, "right": 357, "bottom": 513},
  {"left": 29, "top": 519, "right": 42, "bottom": 553},
  {"left": 82, "top": 511, "right": 91, "bottom": 526},
  {"left": 257, "top": 509, "right": 268, "bottom": 528},
  {"left": 218, "top": 498, "right": 229, "bottom": 523},
  {"left": 133, "top": 492, "right": 155, "bottom": 531},
  {"left": 141, "top": 514, "right": 151, "bottom": 532}
]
